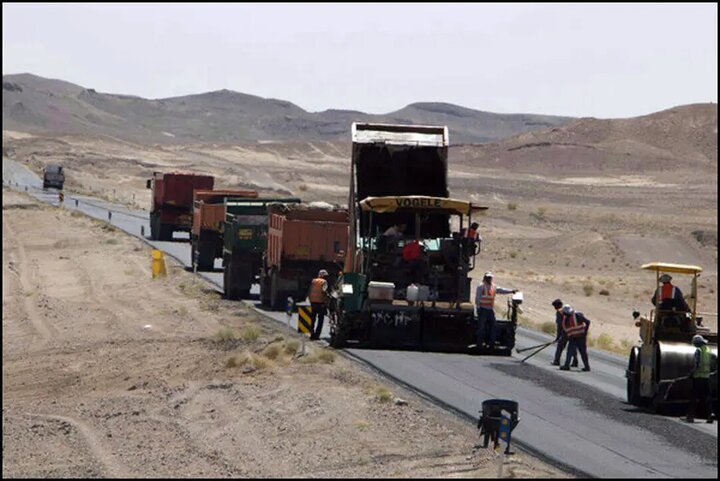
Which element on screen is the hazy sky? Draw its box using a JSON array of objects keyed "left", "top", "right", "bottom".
[{"left": 3, "top": 3, "right": 717, "bottom": 118}]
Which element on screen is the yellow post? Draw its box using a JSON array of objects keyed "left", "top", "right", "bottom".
[{"left": 151, "top": 249, "right": 167, "bottom": 278}]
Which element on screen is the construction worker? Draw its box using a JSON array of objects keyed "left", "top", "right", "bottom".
[
  {"left": 383, "top": 223, "right": 406, "bottom": 237},
  {"left": 551, "top": 299, "right": 577, "bottom": 367},
  {"left": 651, "top": 273, "right": 690, "bottom": 311},
  {"left": 473, "top": 272, "right": 517, "bottom": 348},
  {"left": 402, "top": 239, "right": 427, "bottom": 283},
  {"left": 686, "top": 335, "right": 717, "bottom": 423},
  {"left": 559, "top": 305, "right": 591, "bottom": 372},
  {"left": 308, "top": 269, "right": 330, "bottom": 341},
  {"left": 463, "top": 222, "right": 482, "bottom": 258}
]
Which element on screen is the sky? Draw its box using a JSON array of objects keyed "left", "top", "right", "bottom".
[{"left": 2, "top": 3, "right": 717, "bottom": 118}]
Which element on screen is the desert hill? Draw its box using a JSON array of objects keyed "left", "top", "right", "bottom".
[{"left": 2, "top": 73, "right": 571, "bottom": 144}]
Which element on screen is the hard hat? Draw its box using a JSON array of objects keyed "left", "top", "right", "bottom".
[
  {"left": 692, "top": 335, "right": 707, "bottom": 346},
  {"left": 562, "top": 305, "right": 574, "bottom": 315},
  {"left": 318, "top": 269, "right": 329, "bottom": 277},
  {"left": 659, "top": 273, "right": 672, "bottom": 283},
  {"left": 551, "top": 299, "right": 563, "bottom": 308},
  {"left": 484, "top": 271, "right": 493, "bottom": 278}
]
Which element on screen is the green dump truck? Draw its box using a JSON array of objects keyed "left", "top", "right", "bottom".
[{"left": 222, "top": 197, "right": 301, "bottom": 300}]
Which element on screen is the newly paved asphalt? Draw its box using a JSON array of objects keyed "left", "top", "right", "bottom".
[{"left": 4, "top": 157, "right": 717, "bottom": 478}]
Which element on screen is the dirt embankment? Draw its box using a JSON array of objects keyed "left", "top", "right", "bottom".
[{"left": 2, "top": 189, "right": 565, "bottom": 478}]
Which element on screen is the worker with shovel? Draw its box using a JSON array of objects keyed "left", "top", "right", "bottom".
[
  {"left": 550, "top": 299, "right": 577, "bottom": 367},
  {"left": 686, "top": 335, "right": 717, "bottom": 424},
  {"left": 559, "top": 305, "right": 591, "bottom": 372}
]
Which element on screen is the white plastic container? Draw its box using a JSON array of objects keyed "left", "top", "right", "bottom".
[
  {"left": 368, "top": 281, "right": 395, "bottom": 301},
  {"left": 407, "top": 284, "right": 419, "bottom": 302}
]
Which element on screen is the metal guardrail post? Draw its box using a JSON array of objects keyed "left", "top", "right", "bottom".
[{"left": 108, "top": 211, "right": 112, "bottom": 221}]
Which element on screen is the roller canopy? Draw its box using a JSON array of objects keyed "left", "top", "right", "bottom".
[{"left": 641, "top": 262, "right": 703, "bottom": 275}]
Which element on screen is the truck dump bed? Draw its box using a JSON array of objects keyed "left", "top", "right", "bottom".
[
  {"left": 192, "top": 189, "right": 258, "bottom": 235},
  {"left": 152, "top": 172, "right": 214, "bottom": 210},
  {"left": 350, "top": 123, "right": 449, "bottom": 239},
  {"left": 267, "top": 205, "right": 349, "bottom": 271}
]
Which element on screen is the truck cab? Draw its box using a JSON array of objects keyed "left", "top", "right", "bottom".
[{"left": 43, "top": 164, "right": 65, "bottom": 190}]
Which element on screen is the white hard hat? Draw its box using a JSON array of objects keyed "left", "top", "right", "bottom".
[
  {"left": 562, "top": 304, "right": 574, "bottom": 315},
  {"left": 484, "top": 271, "right": 493, "bottom": 278},
  {"left": 318, "top": 269, "right": 329, "bottom": 277},
  {"left": 659, "top": 273, "right": 672, "bottom": 283},
  {"left": 692, "top": 335, "right": 707, "bottom": 346}
]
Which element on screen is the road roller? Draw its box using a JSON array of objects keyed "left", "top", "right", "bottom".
[{"left": 626, "top": 262, "right": 718, "bottom": 412}]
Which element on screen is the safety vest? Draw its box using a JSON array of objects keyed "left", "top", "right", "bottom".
[
  {"left": 562, "top": 313, "right": 586, "bottom": 338},
  {"left": 478, "top": 283, "right": 496, "bottom": 309},
  {"left": 309, "top": 277, "right": 328, "bottom": 303},
  {"left": 467, "top": 227, "right": 477, "bottom": 239},
  {"left": 693, "top": 345, "right": 713, "bottom": 379},
  {"left": 658, "top": 283, "right": 676, "bottom": 302}
]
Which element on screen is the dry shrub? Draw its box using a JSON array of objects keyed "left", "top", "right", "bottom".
[
  {"left": 599, "top": 289, "right": 610, "bottom": 296},
  {"left": 583, "top": 283, "right": 594, "bottom": 296},
  {"left": 216, "top": 327, "right": 236, "bottom": 341},
  {"left": 507, "top": 202, "right": 518, "bottom": 210},
  {"left": 375, "top": 386, "right": 392, "bottom": 403},
  {"left": 262, "top": 342, "right": 283, "bottom": 360},
  {"left": 540, "top": 321, "right": 557, "bottom": 335},
  {"left": 284, "top": 339, "right": 300, "bottom": 355},
  {"left": 225, "top": 356, "right": 240, "bottom": 368},
  {"left": 596, "top": 333, "right": 614, "bottom": 350},
  {"left": 242, "top": 325, "right": 261, "bottom": 341},
  {"left": 316, "top": 349, "right": 336, "bottom": 364}
]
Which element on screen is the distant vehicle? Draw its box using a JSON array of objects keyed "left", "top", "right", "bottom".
[
  {"left": 259, "top": 203, "right": 349, "bottom": 310},
  {"left": 43, "top": 164, "right": 65, "bottom": 190},
  {"left": 146, "top": 172, "right": 214, "bottom": 241},
  {"left": 222, "top": 197, "right": 302, "bottom": 299},
  {"left": 190, "top": 189, "right": 258, "bottom": 271}
]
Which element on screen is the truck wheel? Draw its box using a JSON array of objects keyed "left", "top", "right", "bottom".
[
  {"left": 260, "top": 273, "right": 271, "bottom": 307},
  {"left": 329, "top": 312, "right": 347, "bottom": 349},
  {"left": 195, "top": 241, "right": 215, "bottom": 271},
  {"left": 270, "top": 271, "right": 281, "bottom": 310},
  {"left": 159, "top": 224, "right": 174, "bottom": 241},
  {"left": 150, "top": 215, "right": 159, "bottom": 240},
  {"left": 223, "top": 258, "right": 240, "bottom": 300}
]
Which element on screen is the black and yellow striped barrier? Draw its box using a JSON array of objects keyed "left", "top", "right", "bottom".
[{"left": 297, "top": 306, "right": 313, "bottom": 335}]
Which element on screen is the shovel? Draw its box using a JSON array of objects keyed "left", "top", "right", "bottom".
[
  {"left": 520, "top": 340, "right": 557, "bottom": 363},
  {"left": 516, "top": 340, "right": 556, "bottom": 354}
]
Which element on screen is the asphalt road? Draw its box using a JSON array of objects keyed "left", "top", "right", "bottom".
[{"left": 3, "top": 157, "right": 717, "bottom": 478}]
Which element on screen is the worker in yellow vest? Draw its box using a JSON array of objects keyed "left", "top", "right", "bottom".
[
  {"left": 308, "top": 269, "right": 330, "bottom": 340},
  {"left": 686, "top": 335, "right": 716, "bottom": 423}
]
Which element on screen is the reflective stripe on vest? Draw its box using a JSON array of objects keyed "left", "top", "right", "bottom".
[
  {"left": 562, "top": 313, "right": 586, "bottom": 338},
  {"left": 309, "top": 278, "right": 327, "bottom": 303},
  {"left": 694, "top": 345, "right": 712, "bottom": 379},
  {"left": 478, "top": 284, "right": 496, "bottom": 309},
  {"left": 658, "top": 283, "right": 676, "bottom": 302}
]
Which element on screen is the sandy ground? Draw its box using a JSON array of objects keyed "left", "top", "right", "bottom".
[
  {"left": 4, "top": 131, "right": 716, "bottom": 356},
  {"left": 2, "top": 188, "right": 565, "bottom": 478}
]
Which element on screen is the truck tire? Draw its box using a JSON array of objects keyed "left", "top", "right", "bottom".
[
  {"left": 150, "top": 214, "right": 159, "bottom": 240},
  {"left": 194, "top": 240, "right": 215, "bottom": 271},
  {"left": 223, "top": 256, "right": 240, "bottom": 300},
  {"left": 259, "top": 271, "right": 271, "bottom": 307},
  {"left": 270, "top": 270, "right": 281, "bottom": 310},
  {"left": 158, "top": 224, "right": 174, "bottom": 241},
  {"left": 329, "top": 311, "right": 347, "bottom": 349}
]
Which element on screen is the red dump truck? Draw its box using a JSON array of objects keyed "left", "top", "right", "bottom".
[
  {"left": 191, "top": 189, "right": 258, "bottom": 271},
  {"left": 146, "top": 172, "right": 214, "bottom": 241},
  {"left": 260, "top": 204, "right": 349, "bottom": 310}
]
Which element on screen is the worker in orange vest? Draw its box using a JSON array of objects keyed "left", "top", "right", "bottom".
[
  {"left": 651, "top": 273, "right": 690, "bottom": 312},
  {"left": 309, "top": 269, "right": 330, "bottom": 340},
  {"left": 473, "top": 272, "right": 516, "bottom": 349},
  {"left": 559, "top": 305, "right": 591, "bottom": 372}
]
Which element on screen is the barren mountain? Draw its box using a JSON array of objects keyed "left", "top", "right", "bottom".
[
  {"left": 2, "top": 73, "right": 571, "bottom": 144},
  {"left": 453, "top": 103, "right": 718, "bottom": 175}
]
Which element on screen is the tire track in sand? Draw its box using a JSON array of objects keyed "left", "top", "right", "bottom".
[
  {"left": 25, "top": 413, "right": 133, "bottom": 478},
  {"left": 2, "top": 215, "right": 55, "bottom": 343}
]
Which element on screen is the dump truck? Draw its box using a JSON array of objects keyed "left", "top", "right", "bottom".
[
  {"left": 190, "top": 189, "right": 258, "bottom": 271},
  {"left": 43, "top": 164, "right": 65, "bottom": 190},
  {"left": 146, "top": 172, "right": 214, "bottom": 241},
  {"left": 259, "top": 204, "right": 349, "bottom": 310},
  {"left": 626, "top": 262, "right": 718, "bottom": 413},
  {"left": 222, "top": 197, "right": 301, "bottom": 300},
  {"left": 330, "top": 123, "right": 518, "bottom": 353}
]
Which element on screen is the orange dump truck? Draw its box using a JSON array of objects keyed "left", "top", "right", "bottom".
[
  {"left": 260, "top": 204, "right": 349, "bottom": 310},
  {"left": 147, "top": 172, "right": 214, "bottom": 241},
  {"left": 191, "top": 189, "right": 258, "bottom": 271}
]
